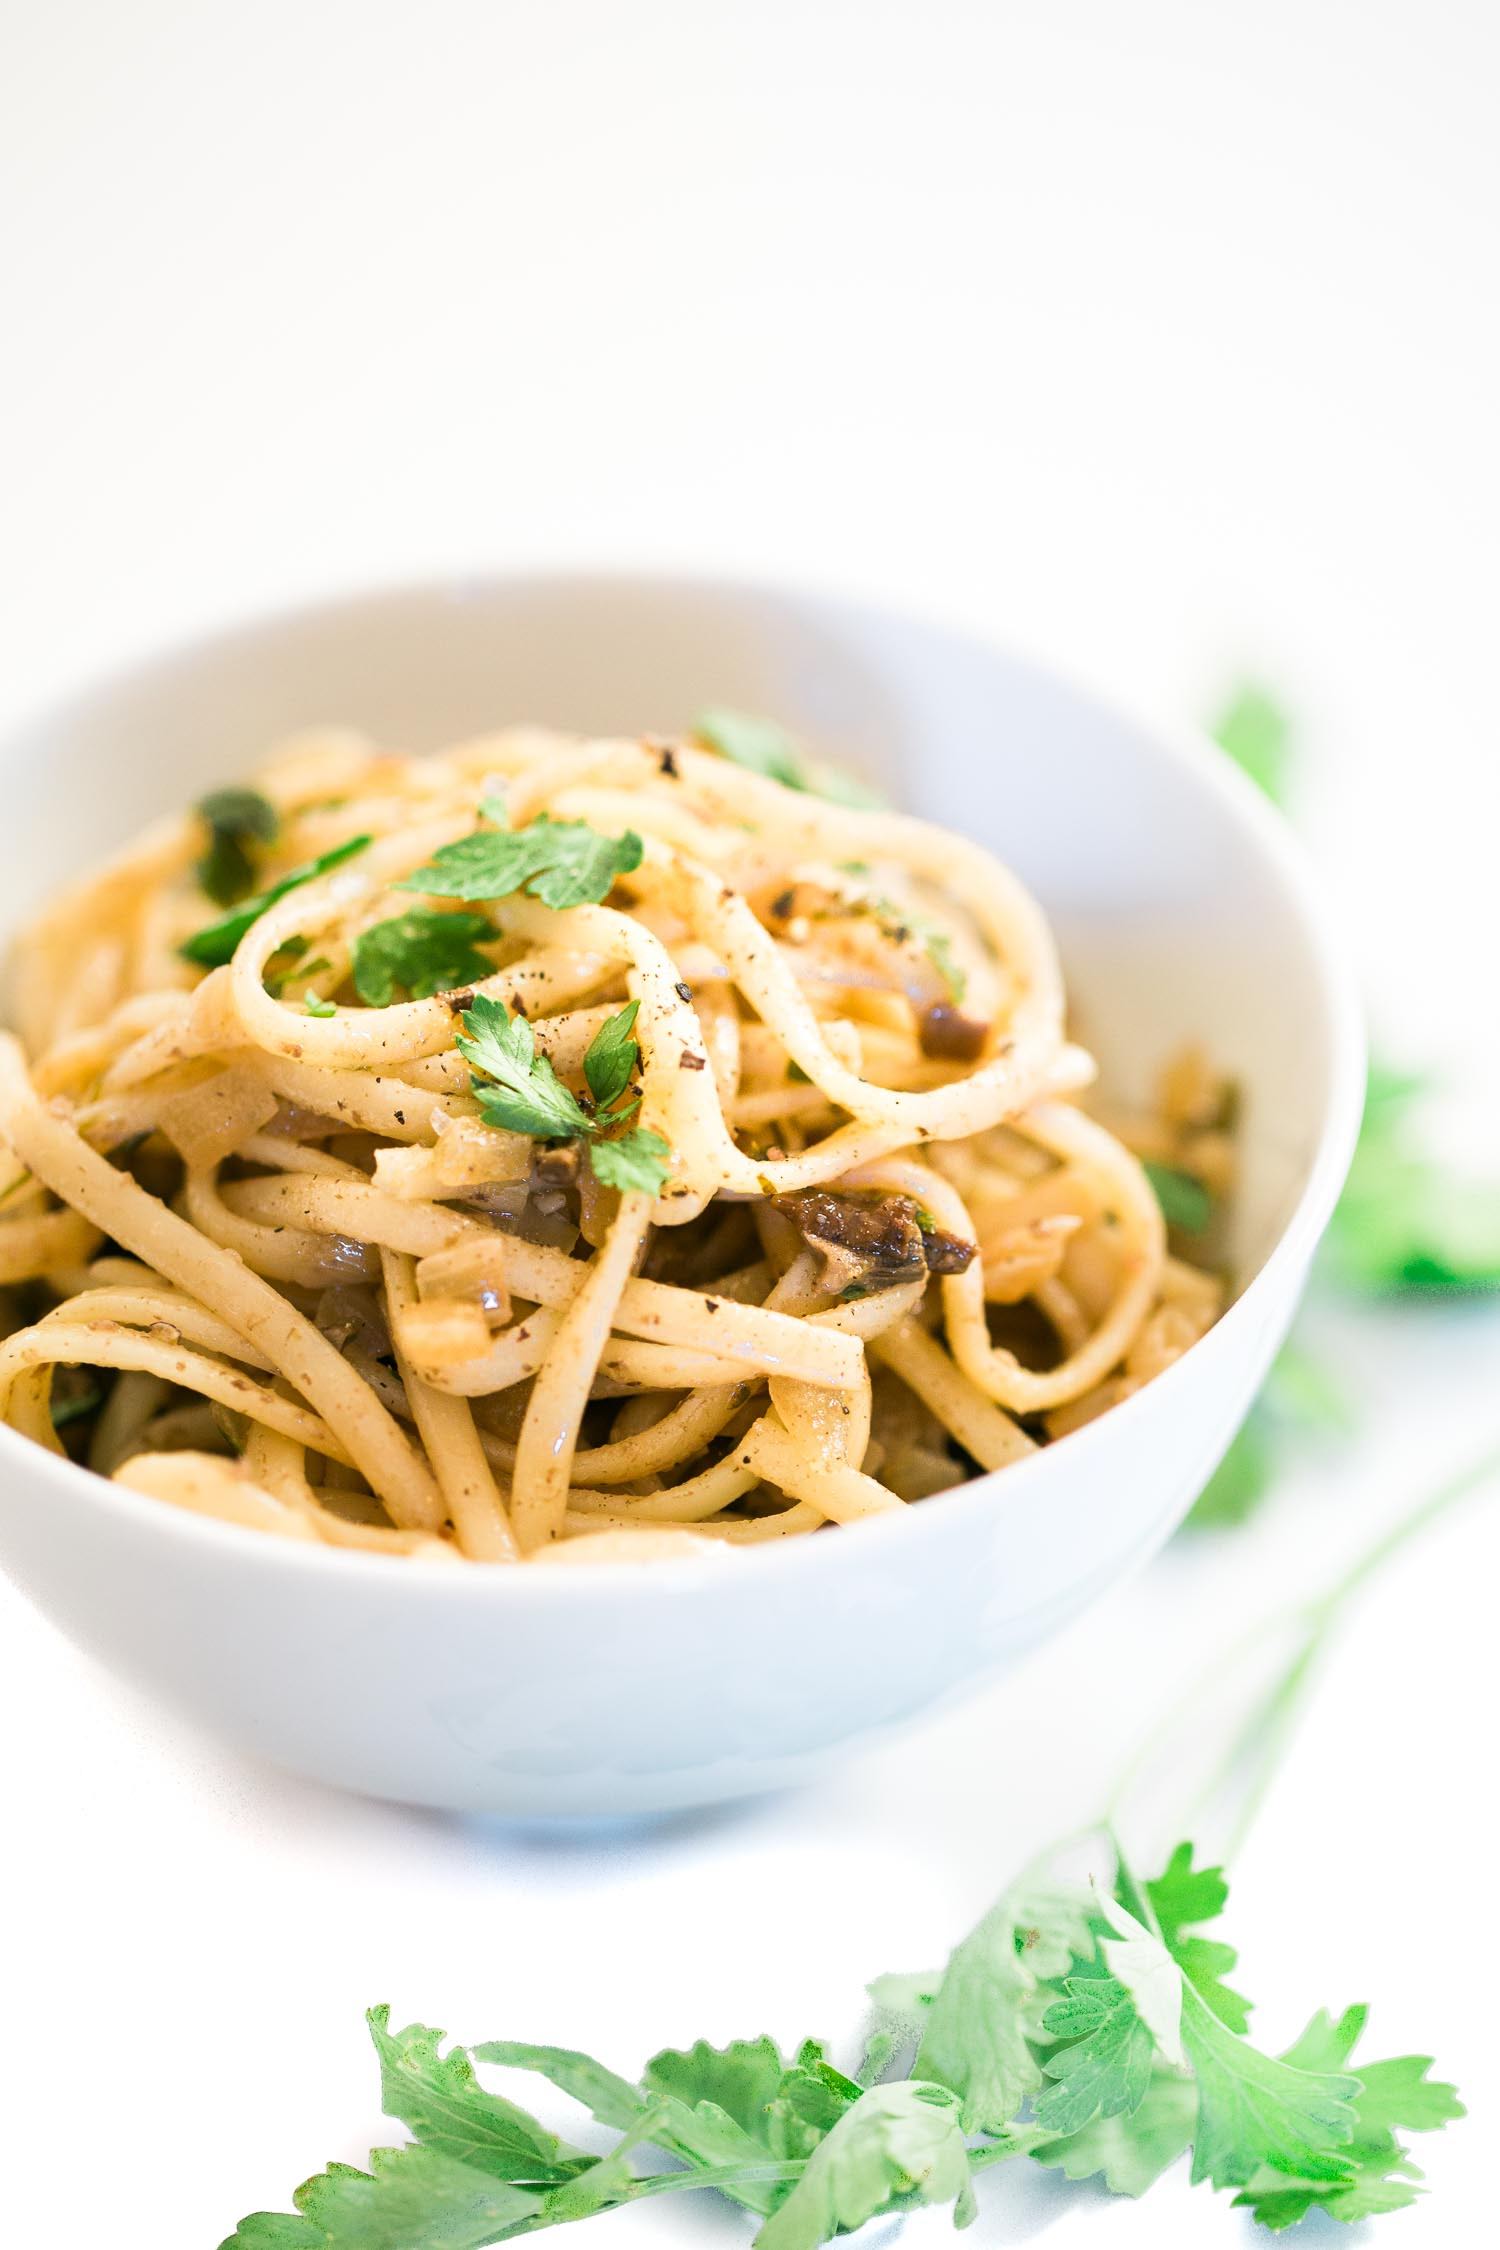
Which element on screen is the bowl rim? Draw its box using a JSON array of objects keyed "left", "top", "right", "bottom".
[{"left": 0, "top": 565, "right": 1368, "bottom": 1595}]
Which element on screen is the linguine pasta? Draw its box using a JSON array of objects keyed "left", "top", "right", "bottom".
[{"left": 0, "top": 722, "right": 1230, "bottom": 1563}]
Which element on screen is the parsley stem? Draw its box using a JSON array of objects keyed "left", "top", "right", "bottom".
[{"left": 1109, "top": 1435, "right": 1500, "bottom": 1859}]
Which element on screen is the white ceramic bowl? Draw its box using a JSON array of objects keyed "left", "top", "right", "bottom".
[{"left": 0, "top": 575, "right": 1364, "bottom": 1817}]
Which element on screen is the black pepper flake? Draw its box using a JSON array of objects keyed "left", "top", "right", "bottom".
[
  {"left": 674, "top": 981, "right": 693, "bottom": 1003},
  {"left": 678, "top": 1050, "right": 707, "bottom": 1071},
  {"left": 445, "top": 988, "right": 478, "bottom": 1013},
  {"left": 770, "top": 888, "right": 796, "bottom": 921},
  {"left": 394, "top": 1109, "right": 406, "bottom": 1125},
  {"left": 658, "top": 745, "right": 680, "bottom": 778}
]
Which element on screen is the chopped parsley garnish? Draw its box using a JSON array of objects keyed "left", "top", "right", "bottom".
[
  {"left": 1143, "top": 1159, "right": 1214, "bottom": 1235},
  {"left": 181, "top": 834, "right": 372, "bottom": 968},
  {"left": 400, "top": 805, "right": 643, "bottom": 911},
  {"left": 304, "top": 993, "right": 338, "bottom": 1017},
  {"left": 456, "top": 993, "right": 671, "bottom": 1195},
  {"left": 352, "top": 908, "right": 496, "bottom": 1006},
  {"left": 693, "top": 707, "right": 887, "bottom": 809},
  {"left": 195, "top": 787, "right": 279, "bottom": 906}
]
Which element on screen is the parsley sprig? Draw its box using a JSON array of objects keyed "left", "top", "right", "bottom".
[
  {"left": 456, "top": 993, "right": 671, "bottom": 1196},
  {"left": 181, "top": 834, "right": 372, "bottom": 968},
  {"left": 223, "top": 1458, "right": 1482, "bottom": 2246},
  {"left": 694, "top": 707, "right": 888, "bottom": 809},
  {"left": 352, "top": 908, "right": 496, "bottom": 1005},
  {"left": 400, "top": 801, "right": 643, "bottom": 911},
  {"left": 195, "top": 786, "right": 279, "bottom": 906}
]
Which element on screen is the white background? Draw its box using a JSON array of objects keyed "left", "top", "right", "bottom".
[{"left": 1, "top": 4, "right": 1497, "bottom": 2244}]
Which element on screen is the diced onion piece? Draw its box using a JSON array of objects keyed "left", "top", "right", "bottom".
[
  {"left": 394, "top": 1296, "right": 493, "bottom": 1371},
  {"left": 415, "top": 1234, "right": 512, "bottom": 1320},
  {"left": 156, "top": 1068, "right": 280, "bottom": 1169}
]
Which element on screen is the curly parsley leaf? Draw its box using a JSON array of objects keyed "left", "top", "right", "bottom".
[
  {"left": 456, "top": 995, "right": 590, "bottom": 1141},
  {"left": 196, "top": 786, "right": 279, "bottom": 906},
  {"left": 399, "top": 812, "right": 643, "bottom": 911},
  {"left": 587, "top": 1126, "right": 672, "bottom": 1195},
  {"left": 753, "top": 2083, "right": 974, "bottom": 2249},
  {"left": 352, "top": 909, "right": 495, "bottom": 1005},
  {"left": 1143, "top": 1160, "right": 1214, "bottom": 1236},
  {"left": 182, "top": 834, "right": 372, "bottom": 968},
  {"left": 582, "top": 998, "right": 640, "bottom": 1110},
  {"left": 693, "top": 707, "right": 887, "bottom": 809}
]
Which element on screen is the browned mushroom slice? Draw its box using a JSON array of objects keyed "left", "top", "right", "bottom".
[
  {"left": 773, "top": 1189, "right": 974, "bottom": 1295},
  {"left": 918, "top": 1001, "right": 991, "bottom": 1063}
]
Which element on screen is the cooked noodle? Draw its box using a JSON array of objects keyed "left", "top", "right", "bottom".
[{"left": 0, "top": 723, "right": 1230, "bottom": 1561}]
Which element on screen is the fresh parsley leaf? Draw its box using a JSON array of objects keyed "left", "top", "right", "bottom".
[
  {"left": 1232, "top": 2009, "right": 1463, "bottom": 2229},
  {"left": 477, "top": 2037, "right": 782, "bottom": 2215},
  {"left": 366, "top": 2008, "right": 586, "bottom": 2183},
  {"left": 641, "top": 2036, "right": 786, "bottom": 2141},
  {"left": 352, "top": 909, "right": 495, "bottom": 1006},
  {"left": 1181, "top": 1976, "right": 1360, "bottom": 2189},
  {"left": 913, "top": 1877, "right": 1096, "bottom": 2132},
  {"left": 469, "top": 2041, "right": 643, "bottom": 2132},
  {"left": 587, "top": 1127, "right": 672, "bottom": 1195},
  {"left": 752, "top": 2083, "right": 973, "bottom": 2249},
  {"left": 582, "top": 1000, "right": 641, "bottom": 1110},
  {"left": 182, "top": 834, "right": 372, "bottom": 968},
  {"left": 196, "top": 786, "right": 279, "bottom": 906},
  {"left": 399, "top": 813, "right": 643, "bottom": 912},
  {"left": 1035, "top": 1972, "right": 1157, "bottom": 2136},
  {"left": 1145, "top": 1843, "right": 1252, "bottom": 2034},
  {"left": 219, "top": 2142, "right": 544, "bottom": 2250},
  {"left": 1033, "top": 2071, "right": 1197, "bottom": 2196},
  {"left": 1213, "top": 687, "right": 1292, "bottom": 808},
  {"left": 765, "top": 2055, "right": 863, "bottom": 2161},
  {"left": 305, "top": 993, "right": 337, "bottom": 1016},
  {"left": 693, "top": 707, "right": 887, "bottom": 809},
  {"left": 456, "top": 995, "right": 591, "bottom": 1141},
  {"left": 1143, "top": 1160, "right": 1213, "bottom": 1236}
]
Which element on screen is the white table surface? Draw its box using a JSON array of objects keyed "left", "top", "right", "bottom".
[{"left": 2, "top": 7, "right": 1496, "bottom": 2245}]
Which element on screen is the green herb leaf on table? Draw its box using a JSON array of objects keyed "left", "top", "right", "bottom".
[
  {"left": 196, "top": 786, "right": 279, "bottom": 906},
  {"left": 399, "top": 812, "right": 643, "bottom": 911},
  {"left": 752, "top": 2083, "right": 975, "bottom": 2248},
  {"left": 219, "top": 2142, "right": 545, "bottom": 2250},
  {"left": 1143, "top": 1159, "right": 1213, "bottom": 1236},
  {"left": 182, "top": 834, "right": 372, "bottom": 968},
  {"left": 352, "top": 909, "right": 496, "bottom": 1005},
  {"left": 1145, "top": 1841, "right": 1253, "bottom": 2032},
  {"left": 913, "top": 1875, "right": 1096, "bottom": 2131},
  {"left": 693, "top": 707, "right": 887, "bottom": 809},
  {"left": 366, "top": 2008, "right": 588, "bottom": 2183}
]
